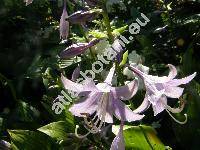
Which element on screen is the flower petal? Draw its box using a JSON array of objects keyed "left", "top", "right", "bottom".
[
  {"left": 61, "top": 74, "right": 96, "bottom": 94},
  {"left": 112, "top": 94, "right": 144, "bottom": 122},
  {"left": 110, "top": 124, "right": 125, "bottom": 150},
  {"left": 167, "top": 72, "right": 196, "bottom": 86},
  {"left": 167, "top": 64, "right": 177, "bottom": 79},
  {"left": 133, "top": 95, "right": 151, "bottom": 114},
  {"left": 69, "top": 92, "right": 102, "bottom": 117},
  {"left": 96, "top": 93, "right": 114, "bottom": 123},
  {"left": 111, "top": 79, "right": 139, "bottom": 100},
  {"left": 104, "top": 65, "right": 116, "bottom": 85},
  {"left": 164, "top": 86, "right": 184, "bottom": 98},
  {"left": 71, "top": 65, "right": 80, "bottom": 82},
  {"left": 152, "top": 96, "right": 167, "bottom": 116},
  {"left": 127, "top": 65, "right": 170, "bottom": 83}
]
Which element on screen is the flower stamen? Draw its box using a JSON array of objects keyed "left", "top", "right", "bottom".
[
  {"left": 75, "top": 93, "right": 108, "bottom": 138},
  {"left": 166, "top": 109, "right": 187, "bottom": 124}
]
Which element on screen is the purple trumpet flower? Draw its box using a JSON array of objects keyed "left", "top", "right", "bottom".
[
  {"left": 24, "top": 0, "right": 33, "bottom": 5},
  {"left": 60, "top": 38, "right": 100, "bottom": 58},
  {"left": 127, "top": 64, "right": 196, "bottom": 124},
  {"left": 61, "top": 65, "right": 144, "bottom": 137},
  {"left": 66, "top": 10, "right": 98, "bottom": 24},
  {"left": 60, "top": 0, "right": 69, "bottom": 40}
]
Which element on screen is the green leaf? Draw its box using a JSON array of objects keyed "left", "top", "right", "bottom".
[
  {"left": 112, "top": 125, "right": 166, "bottom": 150},
  {"left": 12, "top": 101, "right": 40, "bottom": 123},
  {"left": 112, "top": 25, "right": 128, "bottom": 36},
  {"left": 88, "top": 30, "right": 108, "bottom": 39},
  {"left": 8, "top": 130, "right": 58, "bottom": 150},
  {"left": 119, "top": 50, "right": 128, "bottom": 67},
  {"left": 59, "top": 57, "right": 81, "bottom": 69},
  {"left": 38, "top": 121, "right": 73, "bottom": 141}
]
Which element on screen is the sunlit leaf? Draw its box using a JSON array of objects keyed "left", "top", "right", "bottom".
[
  {"left": 8, "top": 130, "right": 58, "bottom": 150},
  {"left": 112, "top": 125, "right": 166, "bottom": 150},
  {"left": 38, "top": 121, "right": 73, "bottom": 141},
  {"left": 112, "top": 25, "right": 128, "bottom": 36},
  {"left": 119, "top": 50, "right": 128, "bottom": 67}
]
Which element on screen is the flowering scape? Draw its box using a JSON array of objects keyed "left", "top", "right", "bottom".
[{"left": 25, "top": 0, "right": 197, "bottom": 150}]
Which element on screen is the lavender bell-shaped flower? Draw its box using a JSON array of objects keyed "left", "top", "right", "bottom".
[
  {"left": 61, "top": 65, "right": 144, "bottom": 138},
  {"left": 66, "top": 10, "right": 98, "bottom": 24},
  {"left": 60, "top": 38, "right": 100, "bottom": 58},
  {"left": 60, "top": 0, "right": 69, "bottom": 40},
  {"left": 127, "top": 64, "right": 196, "bottom": 124},
  {"left": 24, "top": 0, "right": 33, "bottom": 5}
]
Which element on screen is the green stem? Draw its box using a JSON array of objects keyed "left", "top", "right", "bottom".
[
  {"left": 79, "top": 25, "right": 96, "bottom": 60},
  {"left": 102, "top": 4, "right": 114, "bottom": 43}
]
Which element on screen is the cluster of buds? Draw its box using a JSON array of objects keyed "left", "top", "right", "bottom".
[{"left": 58, "top": 0, "right": 103, "bottom": 58}]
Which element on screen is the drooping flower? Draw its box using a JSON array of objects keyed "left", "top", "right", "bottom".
[
  {"left": 60, "top": 0, "right": 69, "bottom": 40},
  {"left": 24, "top": 0, "right": 33, "bottom": 5},
  {"left": 61, "top": 65, "right": 144, "bottom": 137},
  {"left": 60, "top": 38, "right": 100, "bottom": 58},
  {"left": 66, "top": 10, "right": 98, "bottom": 24},
  {"left": 127, "top": 64, "right": 196, "bottom": 123},
  {"left": 110, "top": 123, "right": 125, "bottom": 150}
]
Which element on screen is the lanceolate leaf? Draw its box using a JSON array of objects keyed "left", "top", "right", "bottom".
[
  {"left": 8, "top": 130, "right": 58, "bottom": 150},
  {"left": 38, "top": 121, "right": 74, "bottom": 141},
  {"left": 119, "top": 50, "right": 128, "bottom": 67}
]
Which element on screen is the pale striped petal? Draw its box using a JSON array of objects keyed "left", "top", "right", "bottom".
[
  {"left": 104, "top": 65, "right": 116, "bottom": 85},
  {"left": 133, "top": 95, "right": 151, "bottom": 114},
  {"left": 111, "top": 79, "right": 138, "bottom": 100},
  {"left": 167, "top": 72, "right": 196, "bottom": 86},
  {"left": 112, "top": 94, "right": 144, "bottom": 122},
  {"left": 69, "top": 92, "right": 102, "bottom": 117}
]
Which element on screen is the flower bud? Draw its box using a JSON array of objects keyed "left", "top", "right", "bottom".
[
  {"left": 66, "top": 10, "right": 98, "bottom": 24},
  {"left": 60, "top": 1, "right": 69, "bottom": 40},
  {"left": 60, "top": 38, "right": 100, "bottom": 58}
]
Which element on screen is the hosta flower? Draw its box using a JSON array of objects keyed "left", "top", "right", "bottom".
[
  {"left": 24, "top": 0, "right": 33, "bottom": 5},
  {"left": 127, "top": 64, "right": 196, "bottom": 123},
  {"left": 60, "top": 38, "right": 100, "bottom": 58},
  {"left": 60, "top": 0, "right": 69, "bottom": 40},
  {"left": 110, "top": 123, "right": 125, "bottom": 150},
  {"left": 66, "top": 10, "right": 98, "bottom": 24},
  {"left": 61, "top": 65, "right": 144, "bottom": 137}
]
